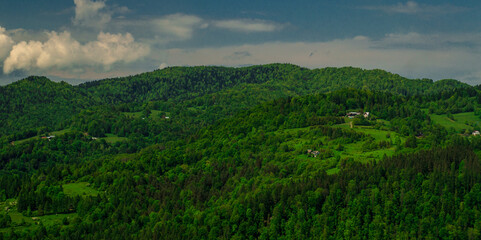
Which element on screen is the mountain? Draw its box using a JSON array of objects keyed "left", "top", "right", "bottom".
[
  {"left": 0, "top": 64, "right": 473, "bottom": 139},
  {"left": 0, "top": 76, "right": 96, "bottom": 137},
  {"left": 1, "top": 65, "right": 481, "bottom": 239}
]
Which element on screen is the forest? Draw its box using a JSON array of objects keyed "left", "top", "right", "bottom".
[{"left": 0, "top": 64, "right": 481, "bottom": 239}]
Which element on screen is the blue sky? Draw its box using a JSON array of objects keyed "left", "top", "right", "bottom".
[{"left": 0, "top": 0, "right": 480, "bottom": 85}]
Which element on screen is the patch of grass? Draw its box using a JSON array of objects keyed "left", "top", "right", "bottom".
[
  {"left": 123, "top": 111, "right": 142, "bottom": 118},
  {"left": 122, "top": 110, "right": 170, "bottom": 122},
  {"left": 337, "top": 141, "right": 396, "bottom": 164},
  {"left": 14, "top": 128, "right": 71, "bottom": 145},
  {"left": 102, "top": 133, "right": 128, "bottom": 143},
  {"left": 430, "top": 112, "right": 481, "bottom": 132},
  {"left": 63, "top": 182, "right": 99, "bottom": 197},
  {"left": 326, "top": 168, "right": 340, "bottom": 175},
  {"left": 335, "top": 122, "right": 397, "bottom": 141},
  {"left": 331, "top": 122, "right": 402, "bottom": 163},
  {"left": 0, "top": 199, "right": 77, "bottom": 233},
  {"left": 0, "top": 212, "right": 77, "bottom": 233}
]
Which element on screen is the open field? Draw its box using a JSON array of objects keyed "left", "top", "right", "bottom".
[
  {"left": 0, "top": 199, "right": 77, "bottom": 233},
  {"left": 63, "top": 182, "right": 99, "bottom": 197},
  {"left": 14, "top": 128, "right": 71, "bottom": 145},
  {"left": 123, "top": 110, "right": 167, "bottom": 121},
  {"left": 273, "top": 120, "right": 403, "bottom": 175},
  {"left": 429, "top": 112, "right": 481, "bottom": 132}
]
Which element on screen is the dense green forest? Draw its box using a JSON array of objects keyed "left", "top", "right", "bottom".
[{"left": 0, "top": 64, "right": 481, "bottom": 239}]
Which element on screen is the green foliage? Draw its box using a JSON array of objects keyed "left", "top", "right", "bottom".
[
  {"left": 0, "top": 76, "right": 96, "bottom": 136},
  {"left": 1, "top": 64, "right": 481, "bottom": 239}
]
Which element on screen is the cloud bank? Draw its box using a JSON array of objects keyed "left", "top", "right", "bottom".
[
  {"left": 164, "top": 32, "right": 481, "bottom": 85},
  {"left": 0, "top": 27, "right": 14, "bottom": 62},
  {"left": 213, "top": 19, "right": 283, "bottom": 33},
  {"left": 364, "top": 1, "right": 466, "bottom": 15},
  {"left": 1, "top": 0, "right": 479, "bottom": 86},
  {"left": 151, "top": 14, "right": 206, "bottom": 41},
  {"left": 3, "top": 31, "right": 149, "bottom": 74}
]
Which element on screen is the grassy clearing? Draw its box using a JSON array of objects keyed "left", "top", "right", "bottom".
[
  {"left": 63, "top": 182, "right": 99, "bottom": 197},
  {"left": 330, "top": 121, "right": 404, "bottom": 165},
  {"left": 123, "top": 110, "right": 168, "bottom": 121},
  {"left": 335, "top": 123, "right": 393, "bottom": 141},
  {"left": 430, "top": 112, "right": 481, "bottom": 132},
  {"left": 123, "top": 111, "right": 142, "bottom": 118},
  {"left": 0, "top": 199, "right": 77, "bottom": 233},
  {"left": 338, "top": 141, "right": 396, "bottom": 163},
  {"left": 103, "top": 133, "right": 128, "bottom": 143},
  {"left": 277, "top": 122, "right": 402, "bottom": 175},
  {"left": 0, "top": 212, "right": 77, "bottom": 233},
  {"left": 14, "top": 128, "right": 71, "bottom": 145}
]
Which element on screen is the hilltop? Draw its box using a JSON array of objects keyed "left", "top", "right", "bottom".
[{"left": 0, "top": 64, "right": 472, "bottom": 138}]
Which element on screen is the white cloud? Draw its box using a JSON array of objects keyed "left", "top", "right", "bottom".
[
  {"left": 151, "top": 14, "right": 205, "bottom": 41},
  {"left": 117, "top": 14, "right": 284, "bottom": 44},
  {"left": 0, "top": 27, "right": 14, "bottom": 61},
  {"left": 73, "top": 0, "right": 111, "bottom": 28},
  {"left": 364, "top": 1, "right": 466, "bottom": 15},
  {"left": 3, "top": 31, "right": 149, "bottom": 74},
  {"left": 213, "top": 19, "right": 282, "bottom": 33}
]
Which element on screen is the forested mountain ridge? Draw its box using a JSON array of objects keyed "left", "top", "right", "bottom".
[
  {"left": 80, "top": 64, "right": 471, "bottom": 104},
  {"left": 1, "top": 64, "right": 481, "bottom": 239},
  {"left": 0, "top": 76, "right": 96, "bottom": 137},
  {"left": 0, "top": 64, "right": 474, "bottom": 139}
]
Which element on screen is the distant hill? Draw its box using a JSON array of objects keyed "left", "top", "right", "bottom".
[
  {"left": 0, "top": 76, "right": 96, "bottom": 136},
  {"left": 80, "top": 64, "right": 471, "bottom": 104},
  {"left": 0, "top": 64, "right": 474, "bottom": 137}
]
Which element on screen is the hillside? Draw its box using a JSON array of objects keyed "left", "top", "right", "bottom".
[
  {"left": 0, "top": 76, "right": 96, "bottom": 137},
  {"left": 80, "top": 64, "right": 470, "bottom": 104},
  {"left": 0, "top": 64, "right": 472, "bottom": 140},
  {"left": 1, "top": 65, "right": 481, "bottom": 239},
  {"left": 1, "top": 86, "right": 481, "bottom": 238}
]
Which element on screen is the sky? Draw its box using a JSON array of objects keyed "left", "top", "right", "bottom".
[{"left": 0, "top": 0, "right": 480, "bottom": 85}]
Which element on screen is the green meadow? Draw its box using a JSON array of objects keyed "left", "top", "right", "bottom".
[{"left": 429, "top": 112, "right": 481, "bottom": 132}]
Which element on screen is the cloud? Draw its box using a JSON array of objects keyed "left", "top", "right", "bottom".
[
  {"left": 224, "top": 51, "right": 251, "bottom": 61},
  {"left": 3, "top": 31, "right": 149, "bottom": 74},
  {"left": 73, "top": 0, "right": 111, "bottom": 28},
  {"left": 213, "top": 19, "right": 283, "bottom": 33},
  {"left": 151, "top": 14, "right": 205, "bottom": 41},
  {"left": 163, "top": 33, "right": 481, "bottom": 84},
  {"left": 364, "top": 1, "right": 466, "bottom": 15},
  {"left": 377, "top": 32, "right": 481, "bottom": 50},
  {"left": 121, "top": 15, "right": 284, "bottom": 45},
  {"left": 158, "top": 63, "right": 168, "bottom": 70},
  {"left": 0, "top": 27, "right": 14, "bottom": 61}
]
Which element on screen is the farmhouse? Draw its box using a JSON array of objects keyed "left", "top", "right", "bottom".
[
  {"left": 42, "top": 135, "right": 56, "bottom": 141},
  {"left": 346, "top": 111, "right": 370, "bottom": 119}
]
